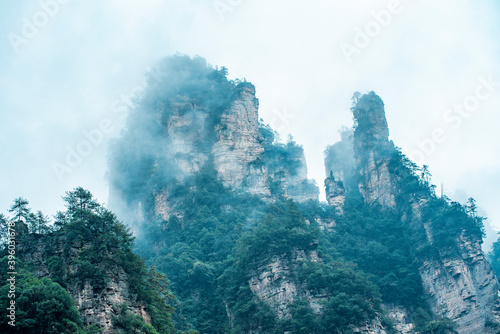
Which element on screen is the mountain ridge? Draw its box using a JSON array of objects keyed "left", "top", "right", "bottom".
[
  {"left": 2, "top": 54, "right": 499, "bottom": 334},
  {"left": 107, "top": 55, "right": 500, "bottom": 333}
]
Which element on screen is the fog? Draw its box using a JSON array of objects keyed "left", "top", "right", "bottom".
[{"left": 1, "top": 0, "right": 500, "bottom": 248}]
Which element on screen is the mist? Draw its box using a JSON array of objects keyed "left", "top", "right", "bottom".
[{"left": 1, "top": 0, "right": 500, "bottom": 248}]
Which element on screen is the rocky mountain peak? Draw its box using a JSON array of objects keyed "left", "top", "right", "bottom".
[
  {"left": 236, "top": 81, "right": 257, "bottom": 96},
  {"left": 324, "top": 92, "right": 396, "bottom": 209},
  {"left": 109, "top": 55, "right": 318, "bottom": 227},
  {"left": 324, "top": 92, "right": 500, "bottom": 334},
  {"left": 352, "top": 91, "right": 390, "bottom": 149}
]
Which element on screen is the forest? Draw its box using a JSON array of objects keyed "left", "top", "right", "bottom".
[{"left": 1, "top": 55, "right": 499, "bottom": 334}]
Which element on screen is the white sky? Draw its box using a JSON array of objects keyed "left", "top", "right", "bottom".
[{"left": 1, "top": 0, "right": 499, "bottom": 248}]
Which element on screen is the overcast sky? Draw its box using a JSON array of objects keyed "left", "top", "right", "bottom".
[{"left": 1, "top": 0, "right": 500, "bottom": 248}]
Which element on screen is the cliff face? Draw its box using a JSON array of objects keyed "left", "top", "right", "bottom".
[
  {"left": 109, "top": 65, "right": 318, "bottom": 226},
  {"left": 324, "top": 92, "right": 500, "bottom": 333},
  {"left": 107, "top": 57, "right": 321, "bottom": 332},
  {"left": 166, "top": 96, "right": 211, "bottom": 177},
  {"left": 107, "top": 57, "right": 500, "bottom": 333},
  {"left": 417, "top": 221, "right": 500, "bottom": 332},
  {"left": 18, "top": 234, "right": 151, "bottom": 333},
  {"left": 248, "top": 249, "right": 325, "bottom": 318},
  {"left": 325, "top": 94, "right": 397, "bottom": 209},
  {"left": 351, "top": 93, "right": 397, "bottom": 208},
  {"left": 212, "top": 84, "right": 270, "bottom": 197}
]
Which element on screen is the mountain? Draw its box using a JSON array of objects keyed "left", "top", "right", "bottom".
[
  {"left": 108, "top": 55, "right": 318, "bottom": 230},
  {"left": 0, "top": 188, "right": 176, "bottom": 333},
  {"left": 3, "top": 54, "right": 500, "bottom": 334},
  {"left": 106, "top": 55, "right": 500, "bottom": 333},
  {"left": 325, "top": 92, "right": 500, "bottom": 333}
]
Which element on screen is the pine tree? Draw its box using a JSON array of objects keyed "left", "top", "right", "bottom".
[
  {"left": 27, "top": 211, "right": 38, "bottom": 233},
  {"left": 421, "top": 165, "right": 431, "bottom": 184},
  {"left": 34, "top": 210, "right": 51, "bottom": 234},
  {"left": 465, "top": 197, "right": 485, "bottom": 237},
  {"left": 0, "top": 214, "right": 9, "bottom": 244},
  {"left": 8, "top": 197, "right": 31, "bottom": 223},
  {"left": 53, "top": 211, "right": 69, "bottom": 229},
  {"left": 466, "top": 197, "right": 478, "bottom": 217},
  {"left": 62, "top": 187, "right": 99, "bottom": 220}
]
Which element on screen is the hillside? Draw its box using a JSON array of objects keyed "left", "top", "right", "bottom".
[
  {"left": 0, "top": 189, "right": 176, "bottom": 334},
  {"left": 107, "top": 55, "right": 500, "bottom": 333},
  {"left": 3, "top": 54, "right": 500, "bottom": 334}
]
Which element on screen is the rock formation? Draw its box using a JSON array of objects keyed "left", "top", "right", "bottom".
[
  {"left": 212, "top": 83, "right": 270, "bottom": 197},
  {"left": 106, "top": 56, "right": 500, "bottom": 333},
  {"left": 248, "top": 249, "right": 324, "bottom": 319},
  {"left": 109, "top": 61, "right": 318, "bottom": 226},
  {"left": 324, "top": 91, "right": 500, "bottom": 333},
  {"left": 17, "top": 234, "right": 151, "bottom": 333}
]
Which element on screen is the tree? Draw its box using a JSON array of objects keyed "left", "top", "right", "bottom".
[
  {"left": 26, "top": 211, "right": 38, "bottom": 234},
  {"left": 1, "top": 189, "right": 176, "bottom": 333},
  {"left": 0, "top": 271, "right": 85, "bottom": 333},
  {"left": 13, "top": 207, "right": 50, "bottom": 234},
  {"left": 53, "top": 211, "right": 69, "bottom": 229},
  {"left": 8, "top": 197, "right": 30, "bottom": 223},
  {"left": 62, "top": 187, "right": 99, "bottom": 219},
  {"left": 465, "top": 197, "right": 486, "bottom": 237},
  {"left": 286, "top": 299, "right": 321, "bottom": 333},
  {"left": 0, "top": 214, "right": 9, "bottom": 244},
  {"left": 421, "top": 165, "right": 431, "bottom": 184},
  {"left": 113, "top": 304, "right": 160, "bottom": 334},
  {"left": 465, "top": 197, "right": 478, "bottom": 217},
  {"left": 33, "top": 211, "right": 50, "bottom": 234}
]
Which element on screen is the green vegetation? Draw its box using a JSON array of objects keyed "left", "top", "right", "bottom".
[
  {"left": 422, "top": 197, "right": 485, "bottom": 253},
  {"left": 0, "top": 188, "right": 176, "bottom": 334},
  {"left": 384, "top": 146, "right": 485, "bottom": 258},
  {"left": 108, "top": 54, "right": 241, "bottom": 206},
  {"left": 105, "top": 57, "right": 483, "bottom": 332},
  {"left": 259, "top": 124, "right": 319, "bottom": 198},
  {"left": 322, "top": 140, "right": 483, "bottom": 329},
  {"left": 489, "top": 234, "right": 500, "bottom": 282},
  {"left": 67, "top": 59, "right": 493, "bottom": 332},
  {"left": 309, "top": 195, "right": 424, "bottom": 309},
  {"left": 0, "top": 264, "right": 85, "bottom": 334},
  {"left": 412, "top": 307, "right": 456, "bottom": 334},
  {"left": 236, "top": 200, "right": 319, "bottom": 267},
  {"left": 389, "top": 148, "right": 485, "bottom": 255},
  {"left": 2, "top": 57, "right": 496, "bottom": 333},
  {"left": 113, "top": 304, "right": 160, "bottom": 334},
  {"left": 259, "top": 125, "right": 304, "bottom": 176},
  {"left": 218, "top": 199, "right": 380, "bottom": 333},
  {"left": 135, "top": 167, "right": 267, "bottom": 332},
  {"left": 130, "top": 164, "right": 381, "bottom": 333}
]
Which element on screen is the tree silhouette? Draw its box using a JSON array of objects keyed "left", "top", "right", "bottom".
[{"left": 8, "top": 197, "right": 30, "bottom": 223}]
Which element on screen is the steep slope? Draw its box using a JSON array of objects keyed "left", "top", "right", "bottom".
[
  {"left": 17, "top": 234, "right": 154, "bottom": 333},
  {"left": 107, "top": 55, "right": 500, "bottom": 333},
  {"left": 324, "top": 91, "right": 500, "bottom": 334},
  {"left": 1, "top": 189, "right": 176, "bottom": 334},
  {"left": 108, "top": 56, "right": 318, "bottom": 230},
  {"left": 107, "top": 56, "right": 384, "bottom": 333}
]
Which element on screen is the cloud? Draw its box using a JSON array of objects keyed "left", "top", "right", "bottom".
[{"left": 0, "top": 0, "right": 499, "bottom": 247}]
